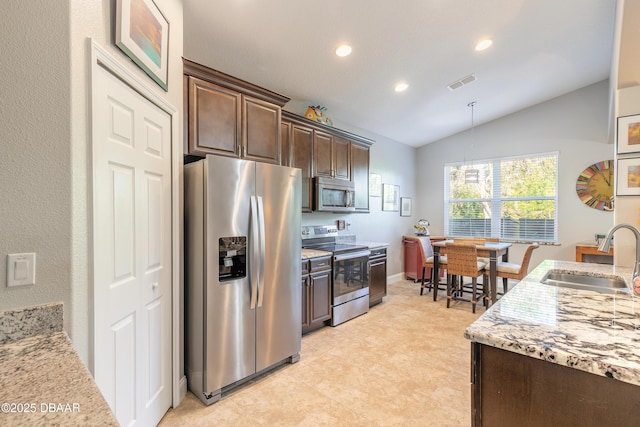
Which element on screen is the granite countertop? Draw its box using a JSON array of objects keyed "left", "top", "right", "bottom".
[
  {"left": 301, "top": 248, "right": 332, "bottom": 259},
  {"left": 0, "top": 303, "right": 118, "bottom": 426},
  {"left": 465, "top": 260, "right": 640, "bottom": 387},
  {"left": 356, "top": 241, "right": 389, "bottom": 249}
]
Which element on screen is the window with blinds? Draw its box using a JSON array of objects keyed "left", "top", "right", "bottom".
[{"left": 444, "top": 152, "right": 558, "bottom": 242}]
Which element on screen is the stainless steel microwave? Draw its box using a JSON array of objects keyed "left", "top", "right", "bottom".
[{"left": 314, "top": 176, "right": 356, "bottom": 212}]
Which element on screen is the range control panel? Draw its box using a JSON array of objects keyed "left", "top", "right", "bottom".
[{"left": 301, "top": 225, "right": 339, "bottom": 239}]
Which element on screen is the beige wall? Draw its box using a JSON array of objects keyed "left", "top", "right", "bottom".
[
  {"left": 0, "top": 0, "right": 183, "bottom": 367},
  {"left": 0, "top": 1, "right": 73, "bottom": 336}
]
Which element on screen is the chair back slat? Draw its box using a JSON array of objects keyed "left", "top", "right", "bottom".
[
  {"left": 445, "top": 243, "right": 483, "bottom": 277},
  {"left": 453, "top": 237, "right": 486, "bottom": 245}
]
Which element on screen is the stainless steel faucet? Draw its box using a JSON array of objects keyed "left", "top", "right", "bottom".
[{"left": 598, "top": 224, "right": 640, "bottom": 291}]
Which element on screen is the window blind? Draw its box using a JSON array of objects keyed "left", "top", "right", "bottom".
[{"left": 444, "top": 152, "right": 558, "bottom": 242}]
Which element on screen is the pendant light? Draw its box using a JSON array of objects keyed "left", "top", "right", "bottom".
[{"left": 465, "top": 101, "right": 480, "bottom": 184}]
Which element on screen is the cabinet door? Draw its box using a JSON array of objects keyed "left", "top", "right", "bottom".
[
  {"left": 310, "top": 271, "right": 331, "bottom": 324},
  {"left": 350, "top": 141, "right": 370, "bottom": 212},
  {"left": 291, "top": 124, "right": 314, "bottom": 212},
  {"left": 301, "top": 275, "right": 310, "bottom": 330},
  {"left": 403, "top": 239, "right": 423, "bottom": 281},
  {"left": 242, "top": 95, "right": 281, "bottom": 164},
  {"left": 368, "top": 258, "right": 387, "bottom": 305},
  {"left": 313, "top": 131, "right": 333, "bottom": 177},
  {"left": 187, "top": 77, "right": 241, "bottom": 157},
  {"left": 333, "top": 136, "right": 350, "bottom": 180},
  {"left": 280, "top": 121, "right": 291, "bottom": 167}
]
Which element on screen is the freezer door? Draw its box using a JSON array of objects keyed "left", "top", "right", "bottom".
[
  {"left": 204, "top": 156, "right": 256, "bottom": 392},
  {"left": 255, "top": 162, "right": 302, "bottom": 372}
]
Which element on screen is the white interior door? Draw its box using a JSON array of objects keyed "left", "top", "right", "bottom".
[{"left": 92, "top": 60, "right": 172, "bottom": 426}]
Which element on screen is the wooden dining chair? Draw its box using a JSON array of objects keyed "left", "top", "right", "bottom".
[
  {"left": 495, "top": 243, "right": 539, "bottom": 294},
  {"left": 414, "top": 236, "right": 448, "bottom": 296},
  {"left": 444, "top": 243, "right": 488, "bottom": 313},
  {"left": 455, "top": 237, "right": 499, "bottom": 263}
]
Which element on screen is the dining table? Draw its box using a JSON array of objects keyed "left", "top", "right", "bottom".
[{"left": 431, "top": 240, "right": 512, "bottom": 304}]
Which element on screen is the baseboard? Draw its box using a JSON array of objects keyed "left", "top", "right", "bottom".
[
  {"left": 178, "top": 375, "right": 187, "bottom": 405},
  {"left": 387, "top": 273, "right": 405, "bottom": 284}
]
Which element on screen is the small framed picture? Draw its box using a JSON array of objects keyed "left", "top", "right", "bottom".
[
  {"left": 400, "top": 197, "right": 412, "bottom": 217},
  {"left": 616, "top": 157, "right": 640, "bottom": 196},
  {"left": 382, "top": 184, "right": 399, "bottom": 211},
  {"left": 369, "top": 173, "right": 382, "bottom": 197},
  {"left": 116, "top": 0, "right": 170, "bottom": 91},
  {"left": 616, "top": 114, "right": 640, "bottom": 154}
]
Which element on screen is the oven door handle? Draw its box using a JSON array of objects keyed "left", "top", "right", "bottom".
[{"left": 334, "top": 250, "right": 371, "bottom": 262}]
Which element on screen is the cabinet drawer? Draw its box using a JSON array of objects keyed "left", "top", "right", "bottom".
[
  {"left": 301, "top": 260, "right": 310, "bottom": 275},
  {"left": 369, "top": 247, "right": 387, "bottom": 259},
  {"left": 309, "top": 256, "right": 331, "bottom": 272}
]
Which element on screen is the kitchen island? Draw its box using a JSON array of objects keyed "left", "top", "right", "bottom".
[{"left": 465, "top": 259, "right": 640, "bottom": 427}]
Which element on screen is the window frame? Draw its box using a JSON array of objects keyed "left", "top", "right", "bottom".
[{"left": 444, "top": 151, "right": 559, "bottom": 243}]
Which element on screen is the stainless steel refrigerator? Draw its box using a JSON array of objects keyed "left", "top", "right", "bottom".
[{"left": 184, "top": 155, "right": 302, "bottom": 405}]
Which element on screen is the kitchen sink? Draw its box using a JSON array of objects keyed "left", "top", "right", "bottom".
[{"left": 540, "top": 270, "right": 629, "bottom": 294}]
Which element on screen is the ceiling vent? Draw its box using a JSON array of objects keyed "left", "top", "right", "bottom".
[{"left": 447, "top": 74, "right": 477, "bottom": 91}]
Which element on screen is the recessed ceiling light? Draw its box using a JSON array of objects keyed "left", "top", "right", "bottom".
[
  {"left": 475, "top": 39, "right": 493, "bottom": 51},
  {"left": 394, "top": 82, "right": 409, "bottom": 93},
  {"left": 335, "top": 45, "right": 352, "bottom": 57}
]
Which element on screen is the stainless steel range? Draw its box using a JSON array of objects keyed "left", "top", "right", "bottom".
[{"left": 302, "top": 226, "right": 370, "bottom": 325}]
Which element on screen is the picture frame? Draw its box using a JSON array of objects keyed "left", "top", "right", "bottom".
[
  {"left": 616, "top": 157, "right": 640, "bottom": 196},
  {"left": 382, "top": 184, "right": 399, "bottom": 211},
  {"left": 400, "top": 197, "right": 412, "bottom": 217},
  {"left": 116, "top": 0, "right": 169, "bottom": 91},
  {"left": 369, "top": 173, "right": 382, "bottom": 197},
  {"left": 616, "top": 114, "right": 640, "bottom": 154}
]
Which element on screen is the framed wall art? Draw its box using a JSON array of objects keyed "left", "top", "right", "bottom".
[
  {"left": 382, "top": 184, "right": 399, "bottom": 211},
  {"left": 616, "top": 157, "right": 640, "bottom": 196},
  {"left": 116, "top": 0, "right": 169, "bottom": 91},
  {"left": 369, "top": 173, "right": 382, "bottom": 197},
  {"left": 400, "top": 197, "right": 412, "bottom": 217},
  {"left": 616, "top": 114, "right": 640, "bottom": 154}
]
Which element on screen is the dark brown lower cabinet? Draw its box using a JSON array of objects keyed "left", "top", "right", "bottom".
[
  {"left": 471, "top": 343, "right": 640, "bottom": 427},
  {"left": 368, "top": 247, "right": 387, "bottom": 306},
  {"left": 302, "top": 256, "right": 332, "bottom": 334}
]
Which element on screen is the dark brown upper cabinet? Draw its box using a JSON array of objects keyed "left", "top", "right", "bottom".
[
  {"left": 184, "top": 59, "right": 289, "bottom": 164},
  {"left": 281, "top": 116, "right": 314, "bottom": 212},
  {"left": 313, "top": 131, "right": 350, "bottom": 180},
  {"left": 281, "top": 111, "right": 373, "bottom": 213},
  {"left": 350, "top": 141, "right": 370, "bottom": 212}
]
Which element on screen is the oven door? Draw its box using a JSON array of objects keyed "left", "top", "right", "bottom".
[{"left": 332, "top": 250, "right": 371, "bottom": 305}]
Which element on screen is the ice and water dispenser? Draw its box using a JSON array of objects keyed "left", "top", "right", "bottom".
[{"left": 218, "top": 237, "right": 247, "bottom": 281}]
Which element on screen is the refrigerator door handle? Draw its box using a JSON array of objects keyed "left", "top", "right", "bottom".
[
  {"left": 256, "top": 196, "right": 266, "bottom": 308},
  {"left": 250, "top": 196, "right": 259, "bottom": 310}
]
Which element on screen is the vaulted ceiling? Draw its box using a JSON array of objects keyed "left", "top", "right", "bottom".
[{"left": 183, "top": 0, "right": 617, "bottom": 147}]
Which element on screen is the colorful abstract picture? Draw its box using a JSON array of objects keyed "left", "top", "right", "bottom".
[
  {"left": 130, "top": 0, "right": 162, "bottom": 67},
  {"left": 628, "top": 165, "right": 640, "bottom": 188},
  {"left": 617, "top": 158, "right": 640, "bottom": 196},
  {"left": 617, "top": 114, "right": 640, "bottom": 154},
  {"left": 116, "top": 0, "right": 169, "bottom": 91},
  {"left": 628, "top": 122, "right": 640, "bottom": 146}
]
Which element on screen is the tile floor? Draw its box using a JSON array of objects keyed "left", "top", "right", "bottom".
[{"left": 159, "top": 280, "right": 483, "bottom": 426}]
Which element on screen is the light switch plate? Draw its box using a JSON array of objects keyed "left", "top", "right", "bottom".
[{"left": 7, "top": 253, "right": 36, "bottom": 287}]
